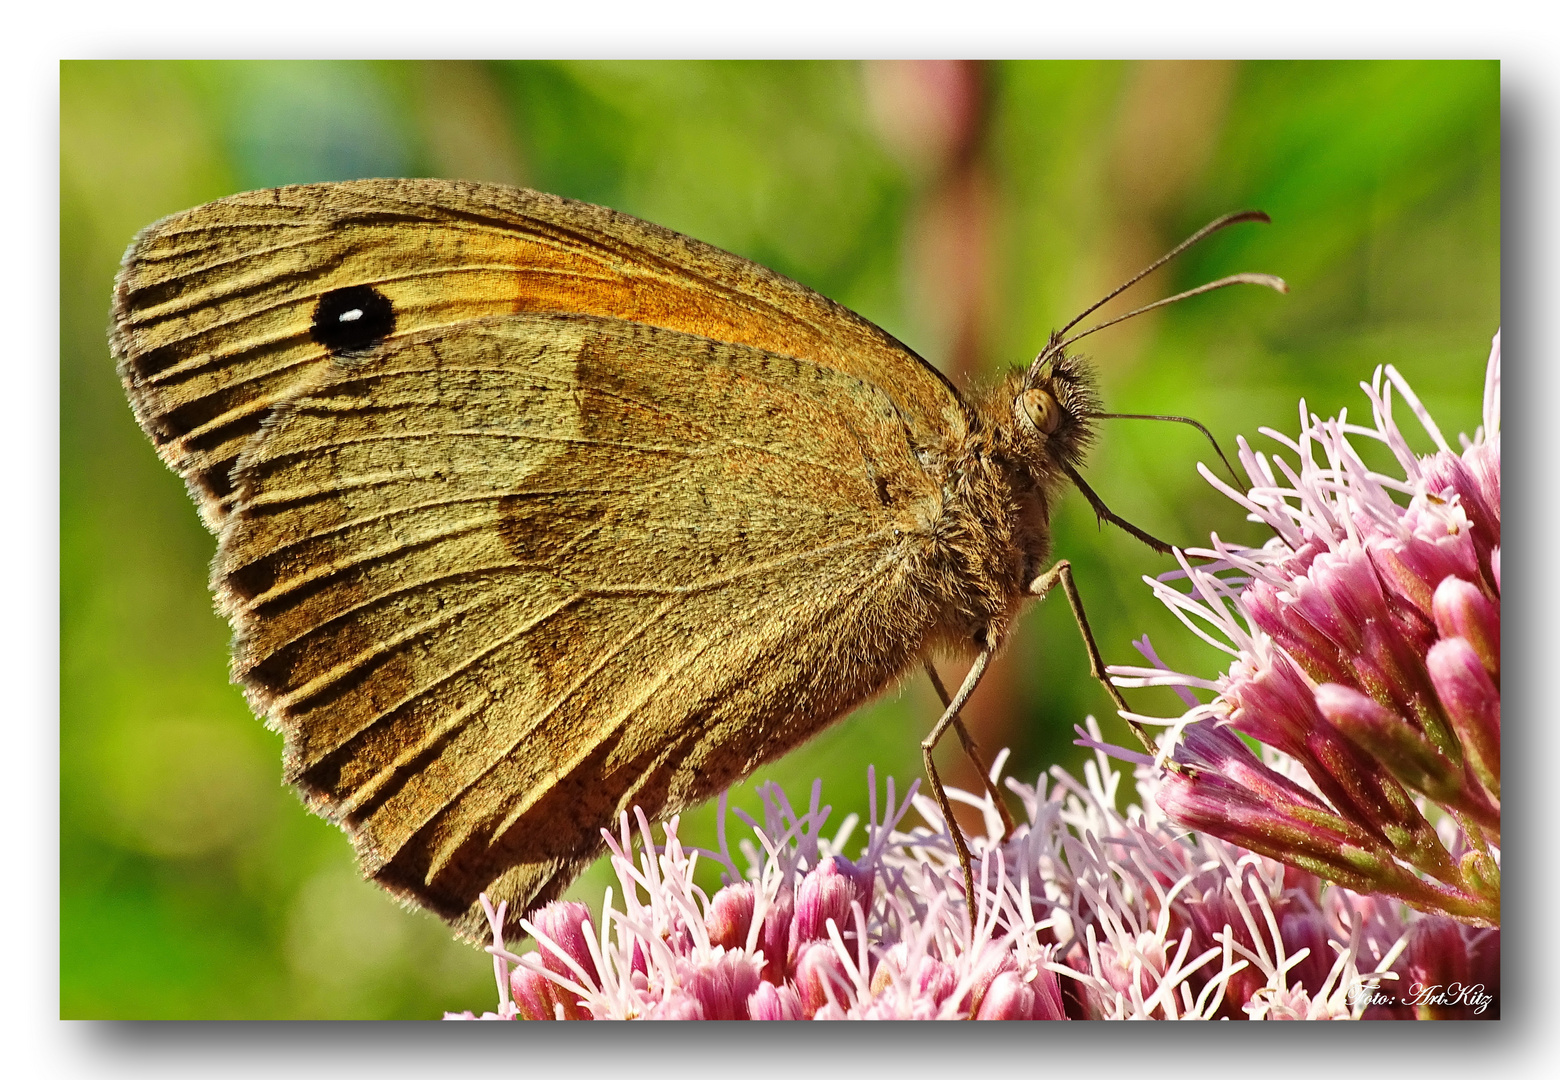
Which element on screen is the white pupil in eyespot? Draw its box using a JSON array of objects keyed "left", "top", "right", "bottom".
[{"left": 339, "top": 308, "right": 364, "bottom": 323}]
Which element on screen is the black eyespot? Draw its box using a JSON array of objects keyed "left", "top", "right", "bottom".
[{"left": 311, "top": 285, "right": 395, "bottom": 354}]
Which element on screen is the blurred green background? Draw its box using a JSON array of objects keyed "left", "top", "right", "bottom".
[{"left": 60, "top": 60, "right": 1499, "bottom": 1019}]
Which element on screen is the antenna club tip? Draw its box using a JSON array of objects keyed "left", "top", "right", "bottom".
[
  {"left": 1216, "top": 209, "right": 1272, "bottom": 229},
  {"left": 1233, "top": 272, "right": 1288, "bottom": 294}
]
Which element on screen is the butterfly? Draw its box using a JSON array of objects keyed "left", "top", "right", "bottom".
[{"left": 110, "top": 178, "right": 1278, "bottom": 942}]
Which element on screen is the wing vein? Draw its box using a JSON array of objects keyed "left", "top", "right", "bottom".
[
  {"left": 307, "top": 593, "right": 585, "bottom": 801},
  {"left": 274, "top": 594, "right": 501, "bottom": 712},
  {"left": 238, "top": 516, "right": 497, "bottom": 608},
  {"left": 584, "top": 529, "right": 888, "bottom": 597},
  {"left": 420, "top": 595, "right": 686, "bottom": 877}
]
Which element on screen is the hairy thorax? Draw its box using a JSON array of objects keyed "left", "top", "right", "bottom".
[{"left": 909, "top": 377, "right": 1063, "bottom": 656}]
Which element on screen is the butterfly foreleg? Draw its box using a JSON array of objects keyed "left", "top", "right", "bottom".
[
  {"left": 920, "top": 635, "right": 999, "bottom": 931},
  {"left": 1056, "top": 461, "right": 1173, "bottom": 554},
  {"left": 1029, "top": 559, "right": 1159, "bottom": 755}
]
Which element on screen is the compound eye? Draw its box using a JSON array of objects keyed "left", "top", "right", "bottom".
[{"left": 1021, "top": 388, "right": 1062, "bottom": 435}]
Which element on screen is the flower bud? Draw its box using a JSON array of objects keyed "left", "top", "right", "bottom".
[
  {"left": 1287, "top": 550, "right": 1375, "bottom": 655},
  {"left": 1369, "top": 519, "right": 1478, "bottom": 624},
  {"left": 511, "top": 965, "right": 590, "bottom": 1021},
  {"left": 1278, "top": 909, "right": 1333, "bottom": 1001},
  {"left": 1178, "top": 723, "right": 1329, "bottom": 818},
  {"left": 1427, "top": 637, "right": 1500, "bottom": 795},
  {"left": 681, "top": 951, "right": 762, "bottom": 1021},
  {"left": 746, "top": 980, "right": 804, "bottom": 1021},
  {"left": 1421, "top": 449, "right": 1499, "bottom": 571},
  {"left": 705, "top": 882, "right": 754, "bottom": 952},
  {"left": 1185, "top": 890, "right": 1265, "bottom": 1016},
  {"left": 1432, "top": 576, "right": 1499, "bottom": 676},
  {"left": 1029, "top": 965, "right": 1068, "bottom": 1021},
  {"left": 794, "top": 940, "right": 849, "bottom": 1018},
  {"left": 1462, "top": 438, "right": 1501, "bottom": 537},
  {"left": 1247, "top": 577, "right": 1352, "bottom": 687},
  {"left": 760, "top": 886, "right": 794, "bottom": 983},
  {"left": 1403, "top": 916, "right": 1472, "bottom": 1020},
  {"left": 1224, "top": 649, "right": 1327, "bottom": 759},
  {"left": 790, "top": 856, "right": 867, "bottom": 959},
  {"left": 965, "top": 956, "right": 1018, "bottom": 1017},
  {"left": 1157, "top": 763, "right": 1388, "bottom": 893},
  {"left": 914, "top": 955, "right": 959, "bottom": 1007},
  {"left": 530, "top": 901, "right": 599, "bottom": 982},
  {"left": 1317, "top": 683, "right": 1463, "bottom": 806},
  {"left": 974, "top": 970, "right": 1036, "bottom": 1020},
  {"left": 1166, "top": 718, "right": 1431, "bottom": 884}
]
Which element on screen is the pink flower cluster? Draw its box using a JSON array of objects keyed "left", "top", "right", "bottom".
[
  {"left": 1110, "top": 332, "right": 1500, "bottom": 928},
  {"left": 507, "top": 851, "right": 1066, "bottom": 1021},
  {"left": 465, "top": 775, "right": 1068, "bottom": 1021},
  {"left": 449, "top": 737, "right": 1428, "bottom": 1021}
]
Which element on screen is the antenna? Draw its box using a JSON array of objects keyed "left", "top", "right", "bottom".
[
  {"left": 1095, "top": 412, "right": 1247, "bottom": 492},
  {"left": 1037, "top": 211, "right": 1283, "bottom": 550},
  {"left": 1034, "top": 211, "right": 1286, "bottom": 371}
]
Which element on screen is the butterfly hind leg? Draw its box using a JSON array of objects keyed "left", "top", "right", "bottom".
[
  {"left": 921, "top": 661, "right": 1017, "bottom": 840},
  {"left": 922, "top": 562, "right": 1163, "bottom": 930},
  {"left": 920, "top": 636, "right": 1003, "bottom": 931}
]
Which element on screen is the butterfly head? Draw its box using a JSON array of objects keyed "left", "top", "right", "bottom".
[{"left": 1008, "top": 332, "right": 1100, "bottom": 482}]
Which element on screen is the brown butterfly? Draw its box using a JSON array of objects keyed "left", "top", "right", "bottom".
[{"left": 110, "top": 179, "right": 1279, "bottom": 943}]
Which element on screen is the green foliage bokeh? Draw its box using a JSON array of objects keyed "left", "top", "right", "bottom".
[{"left": 60, "top": 60, "right": 1498, "bottom": 1019}]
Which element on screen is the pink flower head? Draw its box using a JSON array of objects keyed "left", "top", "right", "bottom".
[{"left": 1108, "top": 331, "right": 1501, "bottom": 928}]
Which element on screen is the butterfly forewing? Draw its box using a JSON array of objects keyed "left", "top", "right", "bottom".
[{"left": 112, "top": 179, "right": 970, "bottom": 530}]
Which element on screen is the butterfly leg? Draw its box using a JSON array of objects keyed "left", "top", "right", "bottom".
[
  {"left": 920, "top": 635, "right": 999, "bottom": 929},
  {"left": 1029, "top": 559, "right": 1159, "bottom": 755},
  {"left": 1058, "top": 461, "right": 1173, "bottom": 554},
  {"left": 922, "top": 660, "right": 1017, "bottom": 840}
]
